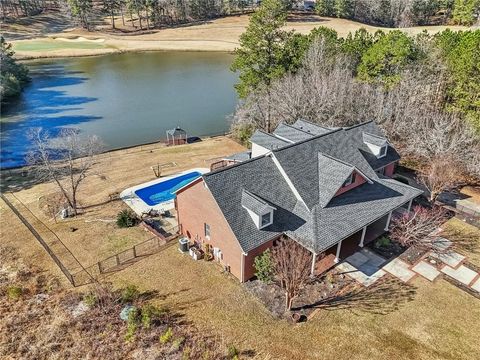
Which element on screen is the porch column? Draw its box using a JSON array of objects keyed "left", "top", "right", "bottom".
[
  {"left": 334, "top": 240, "right": 343, "bottom": 263},
  {"left": 384, "top": 211, "right": 393, "bottom": 231},
  {"left": 310, "top": 252, "right": 317, "bottom": 276},
  {"left": 407, "top": 199, "right": 413, "bottom": 213},
  {"left": 359, "top": 226, "right": 367, "bottom": 248}
]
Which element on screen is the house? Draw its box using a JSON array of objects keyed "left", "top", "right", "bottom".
[
  {"left": 175, "top": 120, "right": 422, "bottom": 282},
  {"left": 166, "top": 127, "right": 187, "bottom": 145}
]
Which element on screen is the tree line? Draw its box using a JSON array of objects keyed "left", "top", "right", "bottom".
[
  {"left": 316, "top": 0, "right": 480, "bottom": 27},
  {"left": 0, "top": 36, "right": 29, "bottom": 107},
  {"left": 232, "top": 0, "right": 480, "bottom": 196}
]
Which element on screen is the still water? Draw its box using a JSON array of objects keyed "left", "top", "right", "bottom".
[{"left": 0, "top": 51, "right": 237, "bottom": 168}]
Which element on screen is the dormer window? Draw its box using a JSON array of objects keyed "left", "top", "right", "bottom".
[
  {"left": 261, "top": 212, "right": 273, "bottom": 228},
  {"left": 241, "top": 189, "right": 276, "bottom": 230},
  {"left": 362, "top": 132, "right": 388, "bottom": 159},
  {"left": 379, "top": 145, "right": 388, "bottom": 158}
]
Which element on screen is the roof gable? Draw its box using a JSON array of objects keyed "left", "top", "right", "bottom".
[
  {"left": 273, "top": 123, "right": 313, "bottom": 143},
  {"left": 292, "top": 119, "right": 333, "bottom": 136},
  {"left": 241, "top": 189, "right": 276, "bottom": 215},
  {"left": 250, "top": 130, "right": 289, "bottom": 150}
]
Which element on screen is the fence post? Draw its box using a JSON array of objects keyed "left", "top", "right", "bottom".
[
  {"left": 98, "top": 262, "right": 103, "bottom": 274},
  {"left": 133, "top": 246, "right": 137, "bottom": 258},
  {"left": 116, "top": 254, "right": 120, "bottom": 266}
]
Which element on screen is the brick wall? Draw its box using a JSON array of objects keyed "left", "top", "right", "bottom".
[
  {"left": 176, "top": 179, "right": 244, "bottom": 281},
  {"left": 384, "top": 162, "right": 396, "bottom": 177}
]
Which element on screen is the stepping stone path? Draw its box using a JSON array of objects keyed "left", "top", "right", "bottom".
[
  {"left": 412, "top": 261, "right": 440, "bottom": 281},
  {"left": 430, "top": 250, "right": 465, "bottom": 268},
  {"left": 336, "top": 261, "right": 386, "bottom": 287},
  {"left": 471, "top": 278, "right": 480, "bottom": 293},
  {"left": 441, "top": 265, "right": 478, "bottom": 286},
  {"left": 382, "top": 258, "right": 416, "bottom": 283}
]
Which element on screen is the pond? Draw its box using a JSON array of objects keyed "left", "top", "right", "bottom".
[{"left": 0, "top": 51, "right": 238, "bottom": 169}]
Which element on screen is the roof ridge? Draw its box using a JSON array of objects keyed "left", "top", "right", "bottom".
[
  {"left": 272, "top": 127, "right": 344, "bottom": 153},
  {"left": 318, "top": 152, "right": 355, "bottom": 169},
  {"left": 242, "top": 189, "right": 270, "bottom": 206},
  {"left": 295, "top": 118, "right": 335, "bottom": 130},
  {"left": 277, "top": 122, "right": 315, "bottom": 136},
  {"left": 203, "top": 153, "right": 268, "bottom": 177},
  {"left": 343, "top": 120, "right": 374, "bottom": 131},
  {"left": 362, "top": 131, "right": 387, "bottom": 140}
]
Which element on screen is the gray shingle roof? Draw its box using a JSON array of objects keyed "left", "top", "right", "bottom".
[
  {"left": 199, "top": 121, "right": 420, "bottom": 254},
  {"left": 317, "top": 153, "right": 355, "bottom": 208},
  {"left": 292, "top": 119, "right": 334, "bottom": 136},
  {"left": 362, "top": 132, "right": 387, "bottom": 147},
  {"left": 250, "top": 130, "right": 289, "bottom": 150},
  {"left": 223, "top": 151, "right": 251, "bottom": 162},
  {"left": 241, "top": 189, "right": 276, "bottom": 215},
  {"left": 273, "top": 123, "right": 314, "bottom": 143},
  {"left": 203, "top": 156, "right": 299, "bottom": 252},
  {"left": 345, "top": 122, "right": 401, "bottom": 170}
]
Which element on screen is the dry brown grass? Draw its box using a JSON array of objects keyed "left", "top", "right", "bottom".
[
  {"left": 10, "top": 14, "right": 471, "bottom": 59},
  {"left": 461, "top": 186, "right": 480, "bottom": 204},
  {"left": 106, "top": 230, "right": 480, "bottom": 360},
  {"left": 3, "top": 136, "right": 245, "bottom": 269}
]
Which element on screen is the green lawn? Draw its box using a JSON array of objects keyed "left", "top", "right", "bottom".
[
  {"left": 109, "top": 222, "right": 480, "bottom": 360},
  {"left": 13, "top": 39, "right": 107, "bottom": 52}
]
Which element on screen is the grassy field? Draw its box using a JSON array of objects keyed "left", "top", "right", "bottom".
[
  {"left": 8, "top": 14, "right": 472, "bottom": 59},
  {"left": 1, "top": 136, "right": 245, "bottom": 269},
  {"left": 107, "top": 219, "right": 480, "bottom": 360},
  {"left": 13, "top": 39, "right": 109, "bottom": 52}
]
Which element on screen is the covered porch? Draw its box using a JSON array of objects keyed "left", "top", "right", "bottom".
[{"left": 311, "top": 199, "right": 413, "bottom": 276}]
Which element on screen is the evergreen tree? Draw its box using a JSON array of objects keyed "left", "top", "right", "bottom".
[
  {"left": 334, "top": 0, "right": 354, "bottom": 19},
  {"left": 452, "top": 0, "right": 479, "bottom": 25},
  {"left": 0, "top": 36, "right": 29, "bottom": 106},
  {"left": 316, "top": 0, "right": 335, "bottom": 17},
  {"left": 67, "top": 0, "right": 94, "bottom": 29}
]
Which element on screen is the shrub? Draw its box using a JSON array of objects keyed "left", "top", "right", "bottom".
[
  {"left": 375, "top": 236, "right": 391, "bottom": 248},
  {"left": 83, "top": 292, "right": 97, "bottom": 307},
  {"left": 254, "top": 249, "right": 274, "bottom": 283},
  {"left": 7, "top": 285, "right": 22, "bottom": 300},
  {"left": 125, "top": 308, "right": 139, "bottom": 342},
  {"left": 227, "top": 344, "right": 239, "bottom": 359},
  {"left": 120, "top": 285, "right": 140, "bottom": 303},
  {"left": 172, "top": 336, "right": 185, "bottom": 351},
  {"left": 159, "top": 327, "right": 173, "bottom": 344},
  {"left": 141, "top": 304, "right": 164, "bottom": 329},
  {"left": 116, "top": 209, "right": 138, "bottom": 228}
]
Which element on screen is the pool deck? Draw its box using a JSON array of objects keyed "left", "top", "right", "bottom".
[{"left": 120, "top": 167, "right": 209, "bottom": 216}]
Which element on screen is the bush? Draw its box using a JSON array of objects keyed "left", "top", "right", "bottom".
[
  {"left": 141, "top": 304, "right": 165, "bottom": 329},
  {"left": 172, "top": 336, "right": 185, "bottom": 351},
  {"left": 375, "top": 236, "right": 391, "bottom": 248},
  {"left": 125, "top": 307, "right": 139, "bottom": 342},
  {"left": 227, "top": 344, "right": 239, "bottom": 359},
  {"left": 159, "top": 327, "right": 173, "bottom": 344},
  {"left": 7, "top": 285, "right": 22, "bottom": 300},
  {"left": 83, "top": 292, "right": 97, "bottom": 307},
  {"left": 120, "top": 285, "right": 140, "bottom": 303},
  {"left": 254, "top": 249, "right": 274, "bottom": 283},
  {"left": 116, "top": 209, "right": 138, "bottom": 228}
]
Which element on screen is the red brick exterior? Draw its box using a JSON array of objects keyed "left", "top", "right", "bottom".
[
  {"left": 384, "top": 162, "right": 396, "bottom": 177},
  {"left": 334, "top": 170, "right": 367, "bottom": 197},
  {"left": 176, "top": 179, "right": 245, "bottom": 281}
]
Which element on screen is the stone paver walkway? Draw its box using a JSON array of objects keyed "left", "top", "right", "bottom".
[
  {"left": 441, "top": 265, "right": 478, "bottom": 286},
  {"left": 383, "top": 258, "right": 416, "bottom": 282},
  {"left": 412, "top": 260, "right": 440, "bottom": 281},
  {"left": 430, "top": 250, "right": 465, "bottom": 268},
  {"left": 471, "top": 278, "right": 480, "bottom": 293}
]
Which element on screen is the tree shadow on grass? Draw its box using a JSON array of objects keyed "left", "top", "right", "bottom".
[{"left": 294, "top": 277, "right": 417, "bottom": 315}]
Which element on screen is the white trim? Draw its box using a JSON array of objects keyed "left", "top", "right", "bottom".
[
  {"left": 384, "top": 211, "right": 393, "bottom": 231},
  {"left": 310, "top": 252, "right": 317, "bottom": 276},
  {"left": 270, "top": 153, "right": 307, "bottom": 207},
  {"left": 240, "top": 252, "right": 246, "bottom": 282},
  {"left": 335, "top": 240, "right": 343, "bottom": 263},
  {"left": 407, "top": 199, "right": 413, "bottom": 213},
  {"left": 359, "top": 226, "right": 367, "bottom": 247}
]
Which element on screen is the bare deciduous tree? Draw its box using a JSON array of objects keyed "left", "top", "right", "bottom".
[
  {"left": 271, "top": 236, "right": 312, "bottom": 311},
  {"left": 390, "top": 205, "right": 448, "bottom": 251},
  {"left": 418, "top": 156, "right": 463, "bottom": 203},
  {"left": 26, "top": 128, "right": 103, "bottom": 216}
]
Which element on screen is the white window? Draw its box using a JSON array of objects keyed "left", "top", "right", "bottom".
[
  {"left": 261, "top": 213, "right": 271, "bottom": 227},
  {"left": 379, "top": 145, "right": 388, "bottom": 158},
  {"left": 343, "top": 172, "right": 356, "bottom": 187},
  {"left": 204, "top": 223, "right": 211, "bottom": 239}
]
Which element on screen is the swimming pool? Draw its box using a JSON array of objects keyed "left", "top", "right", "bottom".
[
  {"left": 135, "top": 171, "right": 202, "bottom": 206},
  {"left": 120, "top": 168, "right": 209, "bottom": 215}
]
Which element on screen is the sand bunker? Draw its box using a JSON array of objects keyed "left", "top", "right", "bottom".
[{"left": 53, "top": 36, "right": 105, "bottom": 43}]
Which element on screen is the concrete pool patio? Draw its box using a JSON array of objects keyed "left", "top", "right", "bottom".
[{"left": 336, "top": 237, "right": 480, "bottom": 296}]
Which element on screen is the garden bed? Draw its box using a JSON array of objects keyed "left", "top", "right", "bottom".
[{"left": 244, "top": 271, "right": 353, "bottom": 320}]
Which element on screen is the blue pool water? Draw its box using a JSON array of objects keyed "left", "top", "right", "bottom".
[{"left": 135, "top": 171, "right": 202, "bottom": 206}]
